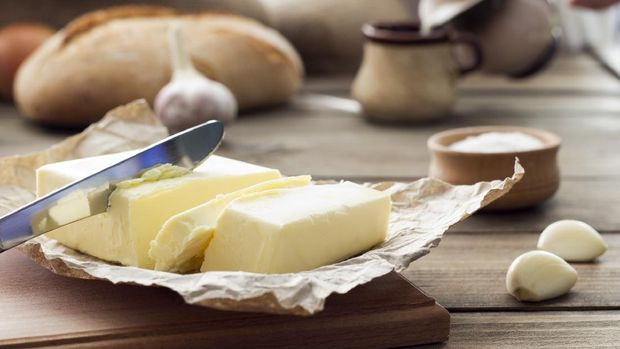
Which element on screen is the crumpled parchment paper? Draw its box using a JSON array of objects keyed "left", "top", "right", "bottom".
[{"left": 0, "top": 100, "right": 524, "bottom": 315}]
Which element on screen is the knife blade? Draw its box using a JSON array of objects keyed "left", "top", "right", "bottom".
[{"left": 0, "top": 120, "right": 224, "bottom": 253}]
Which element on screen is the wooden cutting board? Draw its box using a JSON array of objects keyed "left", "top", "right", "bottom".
[{"left": 0, "top": 250, "right": 449, "bottom": 348}]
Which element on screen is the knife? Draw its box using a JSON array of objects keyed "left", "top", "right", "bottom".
[{"left": 0, "top": 120, "right": 224, "bottom": 253}]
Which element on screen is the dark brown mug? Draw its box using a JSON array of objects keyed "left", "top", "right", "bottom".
[{"left": 352, "top": 22, "right": 483, "bottom": 123}]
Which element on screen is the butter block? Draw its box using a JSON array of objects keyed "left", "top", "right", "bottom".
[
  {"left": 201, "top": 182, "right": 391, "bottom": 274},
  {"left": 38, "top": 153, "right": 281, "bottom": 268},
  {"left": 150, "top": 175, "right": 312, "bottom": 273}
]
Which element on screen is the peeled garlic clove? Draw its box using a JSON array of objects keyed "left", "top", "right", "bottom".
[
  {"left": 537, "top": 220, "right": 608, "bottom": 262},
  {"left": 506, "top": 250, "right": 577, "bottom": 302}
]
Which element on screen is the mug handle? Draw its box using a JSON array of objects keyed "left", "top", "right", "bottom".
[{"left": 450, "top": 32, "right": 483, "bottom": 75}]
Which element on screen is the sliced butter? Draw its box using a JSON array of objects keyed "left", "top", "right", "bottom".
[
  {"left": 201, "top": 181, "right": 391, "bottom": 274},
  {"left": 37, "top": 153, "right": 281, "bottom": 269},
  {"left": 150, "top": 175, "right": 312, "bottom": 273}
]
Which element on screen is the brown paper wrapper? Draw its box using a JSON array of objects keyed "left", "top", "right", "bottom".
[{"left": 0, "top": 100, "right": 524, "bottom": 315}]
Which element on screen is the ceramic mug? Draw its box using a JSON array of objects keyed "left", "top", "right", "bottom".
[{"left": 352, "top": 22, "right": 483, "bottom": 123}]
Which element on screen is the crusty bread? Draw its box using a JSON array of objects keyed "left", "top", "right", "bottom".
[{"left": 15, "top": 6, "right": 303, "bottom": 126}]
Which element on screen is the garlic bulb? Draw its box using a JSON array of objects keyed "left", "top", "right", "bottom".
[
  {"left": 154, "top": 24, "right": 237, "bottom": 133},
  {"left": 537, "top": 220, "right": 607, "bottom": 262},
  {"left": 506, "top": 250, "right": 577, "bottom": 302}
]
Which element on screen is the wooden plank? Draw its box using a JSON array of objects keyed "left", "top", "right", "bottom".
[
  {"left": 459, "top": 54, "right": 620, "bottom": 95},
  {"left": 458, "top": 94, "right": 620, "bottom": 114},
  {"left": 217, "top": 103, "right": 620, "bottom": 180},
  {"left": 453, "top": 178, "right": 620, "bottom": 233},
  {"left": 3, "top": 99, "right": 619, "bottom": 180},
  {"left": 0, "top": 250, "right": 449, "bottom": 348},
  {"left": 404, "top": 232, "right": 620, "bottom": 311},
  {"left": 299, "top": 90, "right": 620, "bottom": 116},
  {"left": 305, "top": 54, "right": 620, "bottom": 96},
  {"left": 420, "top": 311, "right": 620, "bottom": 349}
]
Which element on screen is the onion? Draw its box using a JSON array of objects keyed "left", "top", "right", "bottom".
[{"left": 0, "top": 22, "right": 54, "bottom": 100}]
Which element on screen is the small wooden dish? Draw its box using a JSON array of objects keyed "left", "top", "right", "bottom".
[{"left": 427, "top": 126, "right": 561, "bottom": 210}]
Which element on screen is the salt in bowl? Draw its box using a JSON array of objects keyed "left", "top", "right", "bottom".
[{"left": 427, "top": 126, "right": 561, "bottom": 210}]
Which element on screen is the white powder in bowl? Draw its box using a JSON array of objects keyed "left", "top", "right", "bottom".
[{"left": 449, "top": 132, "right": 545, "bottom": 153}]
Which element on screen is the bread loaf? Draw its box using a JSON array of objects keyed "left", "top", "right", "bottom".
[{"left": 15, "top": 6, "right": 303, "bottom": 126}]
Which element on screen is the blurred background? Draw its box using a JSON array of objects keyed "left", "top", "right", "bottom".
[
  {"left": 3, "top": 0, "right": 618, "bottom": 77},
  {"left": 1, "top": 0, "right": 619, "bottom": 141},
  {"left": 2, "top": 2, "right": 619, "bottom": 100}
]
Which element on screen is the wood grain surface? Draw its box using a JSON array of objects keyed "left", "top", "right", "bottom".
[
  {"left": 421, "top": 311, "right": 620, "bottom": 349},
  {"left": 451, "top": 179, "right": 620, "bottom": 233},
  {"left": 0, "top": 250, "right": 448, "bottom": 348},
  {"left": 214, "top": 104, "right": 620, "bottom": 180},
  {"left": 405, "top": 232, "right": 619, "bottom": 311},
  {"left": 0, "top": 54, "right": 618, "bottom": 347}
]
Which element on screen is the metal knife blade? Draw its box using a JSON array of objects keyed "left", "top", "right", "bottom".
[{"left": 0, "top": 120, "right": 224, "bottom": 252}]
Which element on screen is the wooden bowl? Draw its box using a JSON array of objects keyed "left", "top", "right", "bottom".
[{"left": 427, "top": 126, "right": 561, "bottom": 210}]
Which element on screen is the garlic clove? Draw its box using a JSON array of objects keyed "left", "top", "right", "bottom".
[
  {"left": 506, "top": 250, "right": 577, "bottom": 302},
  {"left": 537, "top": 220, "right": 608, "bottom": 262}
]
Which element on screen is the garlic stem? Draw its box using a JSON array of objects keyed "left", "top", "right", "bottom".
[{"left": 168, "top": 23, "right": 198, "bottom": 80}]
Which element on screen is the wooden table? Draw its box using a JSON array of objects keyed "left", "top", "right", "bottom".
[{"left": 1, "top": 54, "right": 618, "bottom": 347}]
